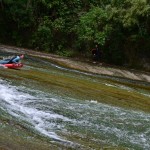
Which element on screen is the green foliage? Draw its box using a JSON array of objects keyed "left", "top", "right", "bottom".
[
  {"left": 56, "top": 49, "right": 74, "bottom": 57},
  {"left": 53, "top": 18, "right": 65, "bottom": 30},
  {"left": 0, "top": 0, "right": 34, "bottom": 46},
  {"left": 119, "top": 0, "right": 150, "bottom": 28},
  {"left": 33, "top": 25, "right": 52, "bottom": 51},
  {"left": 0, "top": 0, "right": 150, "bottom": 69},
  {"left": 32, "top": 16, "right": 52, "bottom": 51},
  {"left": 77, "top": 7, "right": 109, "bottom": 46}
]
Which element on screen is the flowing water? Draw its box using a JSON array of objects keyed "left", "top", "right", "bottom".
[{"left": 0, "top": 50, "right": 150, "bottom": 150}]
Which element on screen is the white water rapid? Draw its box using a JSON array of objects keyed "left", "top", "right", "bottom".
[{"left": 0, "top": 79, "right": 150, "bottom": 149}]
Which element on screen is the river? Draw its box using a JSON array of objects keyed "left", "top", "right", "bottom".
[{"left": 0, "top": 49, "right": 150, "bottom": 150}]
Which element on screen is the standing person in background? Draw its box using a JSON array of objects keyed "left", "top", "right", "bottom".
[{"left": 91, "top": 44, "right": 102, "bottom": 63}]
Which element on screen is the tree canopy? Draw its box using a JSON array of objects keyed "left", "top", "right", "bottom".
[{"left": 0, "top": 0, "right": 150, "bottom": 69}]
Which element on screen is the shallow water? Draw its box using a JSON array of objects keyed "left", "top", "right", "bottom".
[{"left": 0, "top": 51, "right": 150, "bottom": 149}]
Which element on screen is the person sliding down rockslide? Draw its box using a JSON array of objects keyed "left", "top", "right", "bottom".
[
  {"left": 0, "top": 54, "right": 24, "bottom": 69},
  {"left": 0, "top": 54, "right": 24, "bottom": 64}
]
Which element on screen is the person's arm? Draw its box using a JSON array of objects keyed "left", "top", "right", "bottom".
[{"left": 11, "top": 56, "right": 20, "bottom": 63}]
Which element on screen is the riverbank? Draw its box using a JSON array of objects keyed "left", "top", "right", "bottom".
[{"left": 0, "top": 44, "right": 150, "bottom": 82}]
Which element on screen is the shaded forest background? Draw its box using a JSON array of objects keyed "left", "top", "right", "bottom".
[{"left": 0, "top": 0, "right": 150, "bottom": 70}]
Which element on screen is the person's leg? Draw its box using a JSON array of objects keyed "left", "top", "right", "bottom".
[{"left": 0, "top": 60, "right": 10, "bottom": 64}]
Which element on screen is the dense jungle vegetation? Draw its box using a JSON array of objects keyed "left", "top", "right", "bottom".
[{"left": 0, "top": 0, "right": 150, "bottom": 69}]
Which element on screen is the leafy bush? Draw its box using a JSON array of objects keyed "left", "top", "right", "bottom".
[{"left": 0, "top": 0, "right": 150, "bottom": 69}]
